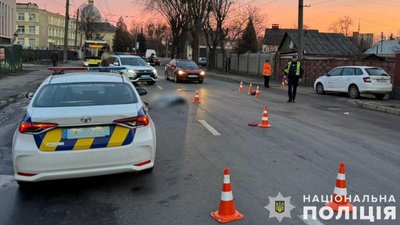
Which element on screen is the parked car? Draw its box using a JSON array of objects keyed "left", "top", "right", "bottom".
[
  {"left": 165, "top": 59, "right": 206, "bottom": 83},
  {"left": 198, "top": 57, "right": 207, "bottom": 66},
  {"left": 107, "top": 54, "right": 158, "bottom": 85},
  {"left": 314, "top": 66, "right": 392, "bottom": 99}
]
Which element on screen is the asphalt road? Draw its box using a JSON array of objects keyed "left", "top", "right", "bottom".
[{"left": 0, "top": 67, "right": 399, "bottom": 225}]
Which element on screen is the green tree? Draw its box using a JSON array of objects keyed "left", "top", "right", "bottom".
[
  {"left": 136, "top": 31, "right": 147, "bottom": 55},
  {"left": 236, "top": 18, "right": 258, "bottom": 53},
  {"left": 113, "top": 17, "right": 133, "bottom": 52}
]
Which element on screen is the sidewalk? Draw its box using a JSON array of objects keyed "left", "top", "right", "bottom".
[
  {"left": 0, "top": 61, "right": 80, "bottom": 110},
  {"left": 207, "top": 70, "right": 400, "bottom": 116}
]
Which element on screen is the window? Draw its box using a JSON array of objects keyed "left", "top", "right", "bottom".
[
  {"left": 355, "top": 68, "right": 363, "bottom": 75},
  {"left": 29, "top": 26, "right": 35, "bottom": 34},
  {"left": 120, "top": 57, "right": 147, "bottom": 66},
  {"left": 341, "top": 68, "right": 356, "bottom": 75},
  {"left": 29, "top": 13, "right": 36, "bottom": 22},
  {"left": 17, "top": 26, "right": 25, "bottom": 34},
  {"left": 29, "top": 38, "right": 36, "bottom": 47},
  {"left": 33, "top": 83, "right": 138, "bottom": 107},
  {"left": 366, "top": 68, "right": 389, "bottom": 76},
  {"left": 176, "top": 61, "right": 198, "bottom": 68},
  {"left": 18, "top": 13, "right": 25, "bottom": 21},
  {"left": 328, "top": 68, "right": 343, "bottom": 76}
]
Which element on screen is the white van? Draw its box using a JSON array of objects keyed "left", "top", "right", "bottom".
[{"left": 145, "top": 49, "right": 156, "bottom": 58}]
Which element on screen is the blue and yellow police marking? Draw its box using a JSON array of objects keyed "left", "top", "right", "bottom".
[{"left": 34, "top": 125, "right": 134, "bottom": 151}]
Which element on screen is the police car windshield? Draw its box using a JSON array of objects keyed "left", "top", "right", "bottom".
[
  {"left": 33, "top": 82, "right": 138, "bottom": 107},
  {"left": 120, "top": 57, "right": 147, "bottom": 66}
]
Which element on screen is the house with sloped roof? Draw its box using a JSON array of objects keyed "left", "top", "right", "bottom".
[
  {"left": 364, "top": 40, "right": 400, "bottom": 58},
  {"left": 262, "top": 24, "right": 318, "bottom": 53},
  {"left": 278, "top": 30, "right": 360, "bottom": 58}
]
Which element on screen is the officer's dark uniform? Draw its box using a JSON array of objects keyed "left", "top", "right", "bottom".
[{"left": 284, "top": 57, "right": 304, "bottom": 103}]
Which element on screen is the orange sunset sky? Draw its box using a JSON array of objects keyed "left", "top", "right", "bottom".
[{"left": 17, "top": 0, "right": 400, "bottom": 39}]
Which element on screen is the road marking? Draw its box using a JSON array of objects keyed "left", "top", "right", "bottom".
[
  {"left": 198, "top": 120, "right": 221, "bottom": 136},
  {"left": 157, "top": 85, "right": 164, "bottom": 90},
  {"left": 299, "top": 215, "right": 325, "bottom": 225}
]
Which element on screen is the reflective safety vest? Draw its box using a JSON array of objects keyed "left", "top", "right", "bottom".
[
  {"left": 263, "top": 62, "right": 272, "bottom": 76},
  {"left": 284, "top": 61, "right": 301, "bottom": 76}
]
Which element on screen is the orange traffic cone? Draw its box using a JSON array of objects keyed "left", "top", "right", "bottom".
[
  {"left": 193, "top": 90, "right": 201, "bottom": 104},
  {"left": 326, "top": 163, "right": 353, "bottom": 212},
  {"left": 211, "top": 168, "right": 244, "bottom": 223},
  {"left": 258, "top": 105, "right": 271, "bottom": 128},
  {"left": 239, "top": 81, "right": 244, "bottom": 93},
  {"left": 247, "top": 83, "right": 253, "bottom": 95},
  {"left": 255, "top": 85, "right": 260, "bottom": 97}
]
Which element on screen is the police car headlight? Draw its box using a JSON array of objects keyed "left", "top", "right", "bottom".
[{"left": 128, "top": 69, "right": 135, "bottom": 73}]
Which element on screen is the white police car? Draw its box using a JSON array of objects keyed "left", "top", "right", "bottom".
[{"left": 12, "top": 68, "right": 156, "bottom": 185}]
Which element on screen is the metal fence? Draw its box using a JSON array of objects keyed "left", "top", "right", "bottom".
[
  {"left": 0, "top": 45, "right": 22, "bottom": 74},
  {"left": 216, "top": 52, "right": 276, "bottom": 76}
]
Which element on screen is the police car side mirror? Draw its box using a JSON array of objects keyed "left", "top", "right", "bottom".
[
  {"left": 26, "top": 91, "right": 35, "bottom": 99},
  {"left": 137, "top": 88, "right": 148, "bottom": 96}
]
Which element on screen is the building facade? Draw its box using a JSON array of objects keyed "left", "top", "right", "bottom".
[
  {"left": 0, "top": 0, "right": 16, "bottom": 44},
  {"left": 16, "top": 2, "right": 79, "bottom": 49}
]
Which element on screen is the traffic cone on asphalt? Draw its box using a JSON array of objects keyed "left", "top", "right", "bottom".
[
  {"left": 325, "top": 163, "right": 353, "bottom": 212},
  {"left": 255, "top": 85, "right": 260, "bottom": 97},
  {"left": 239, "top": 81, "right": 244, "bottom": 93},
  {"left": 193, "top": 90, "right": 201, "bottom": 104},
  {"left": 211, "top": 168, "right": 244, "bottom": 223},
  {"left": 258, "top": 105, "right": 271, "bottom": 128},
  {"left": 247, "top": 83, "right": 253, "bottom": 95}
]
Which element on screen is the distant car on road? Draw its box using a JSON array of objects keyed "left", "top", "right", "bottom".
[
  {"left": 83, "top": 56, "right": 101, "bottom": 67},
  {"left": 165, "top": 59, "right": 206, "bottom": 83},
  {"left": 107, "top": 54, "right": 158, "bottom": 85},
  {"left": 198, "top": 57, "right": 207, "bottom": 66},
  {"left": 13, "top": 71, "right": 156, "bottom": 185},
  {"left": 314, "top": 66, "right": 392, "bottom": 99}
]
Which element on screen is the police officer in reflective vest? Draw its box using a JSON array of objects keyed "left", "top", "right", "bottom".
[
  {"left": 283, "top": 55, "right": 304, "bottom": 103},
  {"left": 262, "top": 59, "right": 272, "bottom": 88}
]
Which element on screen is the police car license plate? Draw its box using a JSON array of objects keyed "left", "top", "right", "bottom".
[{"left": 63, "top": 127, "right": 110, "bottom": 139}]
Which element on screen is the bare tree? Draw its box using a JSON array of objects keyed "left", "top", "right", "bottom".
[
  {"left": 143, "top": 0, "right": 190, "bottom": 58},
  {"left": 329, "top": 16, "right": 353, "bottom": 36},
  {"left": 187, "top": 0, "right": 210, "bottom": 62},
  {"left": 203, "top": 0, "right": 232, "bottom": 69},
  {"left": 226, "top": 5, "right": 268, "bottom": 42}
]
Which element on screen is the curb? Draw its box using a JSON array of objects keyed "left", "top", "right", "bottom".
[
  {"left": 0, "top": 92, "right": 26, "bottom": 110},
  {"left": 355, "top": 100, "right": 400, "bottom": 115},
  {"left": 207, "top": 73, "right": 282, "bottom": 87}
]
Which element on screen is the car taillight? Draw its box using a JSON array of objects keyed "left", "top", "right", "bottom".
[
  {"left": 114, "top": 115, "right": 149, "bottom": 127},
  {"left": 363, "top": 77, "right": 371, "bottom": 83},
  {"left": 19, "top": 122, "right": 58, "bottom": 133}
]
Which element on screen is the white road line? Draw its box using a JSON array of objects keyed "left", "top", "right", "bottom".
[
  {"left": 157, "top": 85, "right": 163, "bottom": 90},
  {"left": 299, "top": 215, "right": 325, "bottom": 225},
  {"left": 198, "top": 120, "right": 221, "bottom": 136}
]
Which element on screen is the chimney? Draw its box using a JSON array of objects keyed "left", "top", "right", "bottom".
[{"left": 272, "top": 24, "right": 279, "bottom": 30}]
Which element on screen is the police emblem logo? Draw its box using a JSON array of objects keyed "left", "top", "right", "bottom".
[
  {"left": 265, "top": 192, "right": 295, "bottom": 222},
  {"left": 275, "top": 201, "right": 285, "bottom": 213}
]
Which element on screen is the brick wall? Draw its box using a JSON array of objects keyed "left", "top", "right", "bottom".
[{"left": 275, "top": 56, "right": 396, "bottom": 86}]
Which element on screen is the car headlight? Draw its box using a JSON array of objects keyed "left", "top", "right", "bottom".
[
  {"left": 128, "top": 69, "right": 135, "bottom": 73},
  {"left": 152, "top": 68, "right": 158, "bottom": 75},
  {"left": 83, "top": 62, "right": 88, "bottom": 66},
  {"left": 200, "top": 71, "right": 206, "bottom": 76},
  {"left": 178, "top": 70, "right": 185, "bottom": 75}
]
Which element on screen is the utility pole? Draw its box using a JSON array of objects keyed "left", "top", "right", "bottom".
[
  {"left": 380, "top": 32, "right": 384, "bottom": 54},
  {"left": 74, "top": 8, "right": 79, "bottom": 52},
  {"left": 298, "top": 0, "right": 304, "bottom": 60},
  {"left": 63, "top": 0, "right": 70, "bottom": 63}
]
